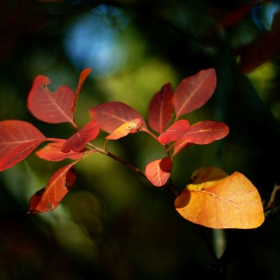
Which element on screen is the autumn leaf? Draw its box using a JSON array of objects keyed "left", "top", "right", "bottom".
[
  {"left": 28, "top": 162, "right": 77, "bottom": 214},
  {"left": 72, "top": 68, "right": 91, "bottom": 114},
  {"left": 181, "top": 121, "right": 229, "bottom": 144},
  {"left": 0, "top": 120, "right": 46, "bottom": 172},
  {"left": 27, "top": 75, "right": 76, "bottom": 127},
  {"left": 89, "top": 102, "right": 147, "bottom": 133},
  {"left": 36, "top": 140, "right": 86, "bottom": 161},
  {"left": 158, "top": 120, "right": 190, "bottom": 145},
  {"left": 106, "top": 119, "right": 143, "bottom": 140},
  {"left": 174, "top": 68, "right": 217, "bottom": 119},
  {"left": 172, "top": 138, "right": 192, "bottom": 157},
  {"left": 148, "top": 83, "right": 174, "bottom": 134},
  {"left": 61, "top": 120, "right": 100, "bottom": 153},
  {"left": 145, "top": 157, "right": 173, "bottom": 187},
  {"left": 175, "top": 167, "right": 265, "bottom": 229}
]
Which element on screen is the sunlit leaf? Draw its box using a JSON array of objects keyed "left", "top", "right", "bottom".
[
  {"left": 72, "top": 68, "right": 91, "bottom": 114},
  {"left": 145, "top": 157, "right": 173, "bottom": 187},
  {"left": 62, "top": 120, "right": 100, "bottom": 153},
  {"left": 174, "top": 68, "right": 217, "bottom": 118},
  {"left": 89, "top": 102, "right": 147, "bottom": 133},
  {"left": 0, "top": 120, "right": 46, "bottom": 172},
  {"left": 148, "top": 83, "right": 174, "bottom": 134},
  {"left": 175, "top": 167, "right": 265, "bottom": 229},
  {"left": 27, "top": 75, "right": 76, "bottom": 127},
  {"left": 182, "top": 121, "right": 229, "bottom": 144},
  {"left": 106, "top": 119, "right": 143, "bottom": 140},
  {"left": 158, "top": 120, "right": 190, "bottom": 145},
  {"left": 36, "top": 140, "right": 86, "bottom": 161},
  {"left": 28, "top": 162, "right": 77, "bottom": 214}
]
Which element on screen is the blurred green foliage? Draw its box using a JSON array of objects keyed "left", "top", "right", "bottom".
[{"left": 1, "top": 0, "right": 280, "bottom": 279}]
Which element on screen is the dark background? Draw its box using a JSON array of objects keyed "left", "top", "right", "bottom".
[{"left": 1, "top": 0, "right": 280, "bottom": 279}]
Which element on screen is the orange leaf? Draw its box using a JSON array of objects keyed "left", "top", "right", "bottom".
[
  {"left": 106, "top": 119, "right": 143, "bottom": 140},
  {"left": 175, "top": 167, "right": 264, "bottom": 229},
  {"left": 72, "top": 68, "right": 91, "bottom": 114},
  {"left": 28, "top": 162, "right": 77, "bottom": 214},
  {"left": 145, "top": 157, "right": 172, "bottom": 187}
]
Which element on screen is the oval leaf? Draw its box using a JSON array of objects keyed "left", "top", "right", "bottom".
[
  {"left": 182, "top": 121, "right": 229, "bottom": 144},
  {"left": 175, "top": 168, "right": 265, "bottom": 229},
  {"left": 158, "top": 120, "right": 190, "bottom": 145},
  {"left": 89, "top": 102, "right": 147, "bottom": 133},
  {"left": 172, "top": 138, "right": 192, "bottom": 158},
  {"left": 145, "top": 157, "right": 173, "bottom": 187},
  {"left": 174, "top": 68, "right": 217, "bottom": 118},
  {"left": 148, "top": 83, "right": 174, "bottom": 134},
  {"left": 106, "top": 119, "right": 143, "bottom": 140},
  {"left": 62, "top": 120, "right": 100, "bottom": 153},
  {"left": 28, "top": 162, "right": 77, "bottom": 214},
  {"left": 36, "top": 141, "right": 86, "bottom": 161},
  {"left": 0, "top": 120, "right": 46, "bottom": 172},
  {"left": 27, "top": 75, "right": 76, "bottom": 127}
]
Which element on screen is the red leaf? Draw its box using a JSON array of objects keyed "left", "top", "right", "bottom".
[
  {"left": 27, "top": 75, "right": 76, "bottom": 127},
  {"left": 28, "top": 163, "right": 77, "bottom": 214},
  {"left": 36, "top": 141, "right": 86, "bottom": 161},
  {"left": 72, "top": 68, "right": 91, "bottom": 114},
  {"left": 220, "top": 3, "right": 255, "bottom": 28},
  {"left": 145, "top": 157, "right": 173, "bottom": 187},
  {"left": 158, "top": 120, "right": 190, "bottom": 145},
  {"left": 148, "top": 83, "right": 174, "bottom": 134},
  {"left": 89, "top": 102, "right": 147, "bottom": 133},
  {"left": 174, "top": 69, "right": 217, "bottom": 118},
  {"left": 182, "top": 121, "right": 229, "bottom": 144},
  {"left": 172, "top": 139, "right": 192, "bottom": 157},
  {"left": 61, "top": 120, "right": 100, "bottom": 153},
  {"left": 106, "top": 119, "right": 143, "bottom": 140},
  {"left": 0, "top": 120, "right": 46, "bottom": 172}
]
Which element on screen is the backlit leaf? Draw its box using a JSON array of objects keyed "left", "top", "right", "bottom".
[
  {"left": 145, "top": 157, "right": 173, "bottom": 187},
  {"left": 174, "top": 68, "right": 217, "bottom": 118},
  {"left": 172, "top": 138, "right": 192, "bottom": 157},
  {"left": 106, "top": 119, "right": 143, "bottom": 140},
  {"left": 36, "top": 141, "right": 86, "bottom": 161},
  {"left": 27, "top": 75, "right": 76, "bottom": 127},
  {"left": 148, "top": 83, "right": 174, "bottom": 134},
  {"left": 89, "top": 102, "right": 147, "bottom": 133},
  {"left": 175, "top": 167, "right": 265, "bottom": 229},
  {"left": 72, "top": 68, "right": 91, "bottom": 114},
  {"left": 28, "top": 162, "right": 77, "bottom": 214},
  {"left": 0, "top": 120, "right": 46, "bottom": 172},
  {"left": 61, "top": 120, "right": 100, "bottom": 153},
  {"left": 158, "top": 120, "right": 190, "bottom": 145},
  {"left": 182, "top": 121, "right": 229, "bottom": 144}
]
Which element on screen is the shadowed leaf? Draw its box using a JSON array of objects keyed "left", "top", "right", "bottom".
[
  {"left": 175, "top": 167, "right": 265, "bottom": 229},
  {"left": 148, "top": 83, "right": 174, "bottom": 134},
  {"left": 0, "top": 120, "right": 46, "bottom": 171}
]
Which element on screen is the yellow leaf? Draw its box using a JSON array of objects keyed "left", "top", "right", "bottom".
[{"left": 175, "top": 167, "right": 265, "bottom": 229}]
